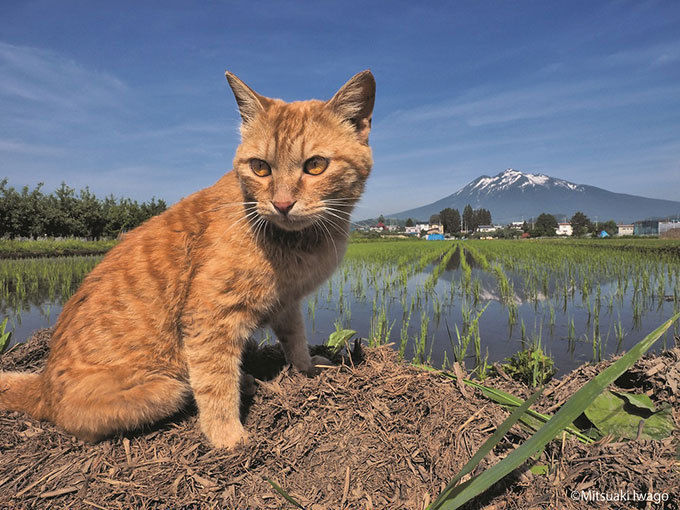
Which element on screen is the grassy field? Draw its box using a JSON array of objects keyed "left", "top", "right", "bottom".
[{"left": 0, "top": 238, "right": 116, "bottom": 259}]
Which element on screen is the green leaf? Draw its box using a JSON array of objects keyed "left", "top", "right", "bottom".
[
  {"left": 529, "top": 464, "right": 549, "bottom": 475},
  {"left": 266, "top": 478, "right": 305, "bottom": 509},
  {"left": 430, "top": 312, "right": 679, "bottom": 510},
  {"left": 585, "top": 390, "right": 675, "bottom": 440},
  {"left": 0, "top": 317, "right": 11, "bottom": 353},
  {"left": 326, "top": 329, "right": 356, "bottom": 354},
  {"left": 611, "top": 390, "right": 656, "bottom": 412}
]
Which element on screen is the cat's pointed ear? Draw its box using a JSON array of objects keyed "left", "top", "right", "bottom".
[
  {"left": 225, "top": 71, "right": 270, "bottom": 124},
  {"left": 327, "top": 70, "right": 376, "bottom": 144}
]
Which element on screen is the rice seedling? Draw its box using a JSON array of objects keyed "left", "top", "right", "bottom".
[
  {"left": 502, "top": 328, "right": 555, "bottom": 388},
  {"left": 0, "top": 317, "right": 11, "bottom": 353},
  {"left": 369, "top": 301, "right": 394, "bottom": 347},
  {"left": 399, "top": 307, "right": 412, "bottom": 360},
  {"left": 414, "top": 311, "right": 430, "bottom": 364},
  {"left": 4, "top": 237, "right": 680, "bottom": 377}
]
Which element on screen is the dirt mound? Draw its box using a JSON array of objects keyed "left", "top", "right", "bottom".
[{"left": 1, "top": 330, "right": 678, "bottom": 509}]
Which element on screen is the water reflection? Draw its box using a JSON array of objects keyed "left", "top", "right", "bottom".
[{"left": 2, "top": 247, "right": 678, "bottom": 377}]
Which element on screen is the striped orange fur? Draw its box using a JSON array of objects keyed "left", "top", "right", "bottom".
[{"left": 0, "top": 70, "right": 375, "bottom": 448}]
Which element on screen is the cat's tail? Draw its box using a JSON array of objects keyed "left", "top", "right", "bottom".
[{"left": 0, "top": 371, "right": 48, "bottom": 420}]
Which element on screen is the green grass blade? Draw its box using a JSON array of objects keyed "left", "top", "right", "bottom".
[
  {"left": 431, "top": 312, "right": 679, "bottom": 510},
  {"left": 431, "top": 385, "right": 545, "bottom": 507},
  {"left": 416, "top": 364, "right": 592, "bottom": 443},
  {"left": 266, "top": 478, "right": 305, "bottom": 509},
  {"left": 0, "top": 317, "right": 11, "bottom": 353},
  {"left": 465, "top": 380, "right": 592, "bottom": 443}
]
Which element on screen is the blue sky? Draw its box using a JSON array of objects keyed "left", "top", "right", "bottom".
[{"left": 1, "top": 1, "right": 679, "bottom": 219}]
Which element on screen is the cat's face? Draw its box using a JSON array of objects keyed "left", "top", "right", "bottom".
[{"left": 226, "top": 71, "right": 375, "bottom": 232}]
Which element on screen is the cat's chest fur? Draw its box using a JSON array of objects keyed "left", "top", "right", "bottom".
[
  {"left": 245, "top": 227, "right": 347, "bottom": 323},
  {"left": 270, "top": 236, "right": 346, "bottom": 302}
]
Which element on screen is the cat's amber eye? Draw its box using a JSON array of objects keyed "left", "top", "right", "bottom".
[
  {"left": 303, "top": 156, "right": 329, "bottom": 176},
  {"left": 249, "top": 159, "right": 271, "bottom": 177}
]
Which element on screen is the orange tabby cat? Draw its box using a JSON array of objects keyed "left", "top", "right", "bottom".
[{"left": 0, "top": 70, "right": 375, "bottom": 449}]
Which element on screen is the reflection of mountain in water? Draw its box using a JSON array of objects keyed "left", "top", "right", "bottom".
[
  {"left": 436, "top": 259, "right": 619, "bottom": 305},
  {"left": 436, "top": 250, "right": 545, "bottom": 304}
]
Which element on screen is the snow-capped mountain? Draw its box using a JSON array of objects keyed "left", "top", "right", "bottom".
[
  {"left": 389, "top": 169, "right": 680, "bottom": 224},
  {"left": 459, "top": 169, "right": 583, "bottom": 195}
]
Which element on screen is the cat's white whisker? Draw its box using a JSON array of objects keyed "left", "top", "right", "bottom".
[
  {"left": 200, "top": 201, "right": 259, "bottom": 214},
  {"left": 220, "top": 208, "right": 261, "bottom": 239},
  {"left": 323, "top": 208, "right": 363, "bottom": 229},
  {"left": 314, "top": 217, "right": 339, "bottom": 266},
  {"left": 252, "top": 217, "right": 269, "bottom": 246},
  {"left": 320, "top": 215, "right": 350, "bottom": 241}
]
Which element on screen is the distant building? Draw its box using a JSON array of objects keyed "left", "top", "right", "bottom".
[
  {"left": 659, "top": 221, "right": 680, "bottom": 236},
  {"left": 634, "top": 220, "right": 658, "bottom": 236},
  {"left": 617, "top": 224, "right": 634, "bottom": 236},
  {"left": 476, "top": 225, "right": 496, "bottom": 233},
  {"left": 509, "top": 221, "right": 524, "bottom": 230},
  {"left": 427, "top": 224, "right": 444, "bottom": 235},
  {"left": 556, "top": 223, "right": 573, "bottom": 236},
  {"left": 405, "top": 223, "right": 433, "bottom": 237}
]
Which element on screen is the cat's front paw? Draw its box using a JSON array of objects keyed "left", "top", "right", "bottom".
[{"left": 201, "top": 419, "right": 248, "bottom": 449}]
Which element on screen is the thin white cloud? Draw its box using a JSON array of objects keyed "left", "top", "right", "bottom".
[
  {"left": 0, "top": 40, "right": 235, "bottom": 202},
  {"left": 602, "top": 41, "right": 680, "bottom": 69},
  {"left": 379, "top": 80, "right": 675, "bottom": 129},
  {"left": 0, "top": 139, "right": 67, "bottom": 156},
  {"left": 0, "top": 41, "right": 127, "bottom": 112}
]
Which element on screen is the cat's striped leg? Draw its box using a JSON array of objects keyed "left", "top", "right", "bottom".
[
  {"left": 183, "top": 312, "right": 252, "bottom": 449},
  {"left": 270, "top": 302, "right": 329, "bottom": 376}
]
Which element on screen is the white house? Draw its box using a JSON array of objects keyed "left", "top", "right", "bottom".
[
  {"left": 405, "top": 223, "right": 432, "bottom": 236},
  {"left": 659, "top": 221, "right": 680, "bottom": 235},
  {"left": 556, "top": 223, "right": 573, "bottom": 236},
  {"left": 617, "top": 224, "right": 634, "bottom": 236},
  {"left": 476, "top": 225, "right": 496, "bottom": 233}
]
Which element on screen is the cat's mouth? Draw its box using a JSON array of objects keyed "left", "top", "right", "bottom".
[
  {"left": 252, "top": 201, "right": 318, "bottom": 232},
  {"left": 265, "top": 213, "right": 315, "bottom": 231}
]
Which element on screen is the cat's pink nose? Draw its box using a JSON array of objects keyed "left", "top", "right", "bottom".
[{"left": 272, "top": 200, "right": 296, "bottom": 215}]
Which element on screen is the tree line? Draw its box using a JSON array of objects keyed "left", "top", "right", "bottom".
[
  {"left": 0, "top": 179, "right": 167, "bottom": 239},
  {"left": 528, "top": 211, "right": 618, "bottom": 237},
  {"left": 403, "top": 204, "right": 492, "bottom": 234},
  {"left": 399, "top": 207, "right": 619, "bottom": 238}
]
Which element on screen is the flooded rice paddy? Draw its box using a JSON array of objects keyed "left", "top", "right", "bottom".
[{"left": 1, "top": 239, "right": 679, "bottom": 376}]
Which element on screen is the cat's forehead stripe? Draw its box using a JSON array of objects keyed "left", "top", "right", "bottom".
[{"left": 261, "top": 104, "right": 327, "bottom": 166}]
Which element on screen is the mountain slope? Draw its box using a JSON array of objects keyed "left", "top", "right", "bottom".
[{"left": 389, "top": 169, "right": 680, "bottom": 224}]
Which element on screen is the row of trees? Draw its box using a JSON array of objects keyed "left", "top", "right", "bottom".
[
  {"left": 569, "top": 211, "right": 617, "bottom": 237},
  {"left": 530, "top": 211, "right": 618, "bottom": 237},
  {"left": 404, "top": 204, "right": 492, "bottom": 235},
  {"left": 0, "top": 179, "right": 167, "bottom": 239}
]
